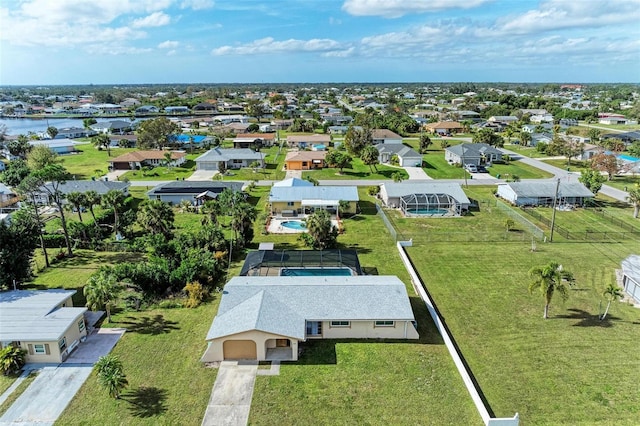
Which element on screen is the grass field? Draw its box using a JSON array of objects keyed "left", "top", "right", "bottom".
[
  {"left": 302, "top": 158, "right": 409, "bottom": 180},
  {"left": 406, "top": 241, "right": 640, "bottom": 425},
  {"left": 487, "top": 161, "right": 554, "bottom": 179},
  {"left": 542, "top": 159, "right": 590, "bottom": 173},
  {"left": 60, "top": 146, "right": 136, "bottom": 179},
  {"left": 503, "top": 144, "right": 550, "bottom": 159},
  {"left": 604, "top": 175, "right": 640, "bottom": 191}
]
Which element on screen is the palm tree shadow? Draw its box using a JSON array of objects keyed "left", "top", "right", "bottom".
[
  {"left": 120, "top": 314, "right": 180, "bottom": 335},
  {"left": 556, "top": 308, "right": 619, "bottom": 327},
  {"left": 124, "top": 386, "right": 168, "bottom": 417}
]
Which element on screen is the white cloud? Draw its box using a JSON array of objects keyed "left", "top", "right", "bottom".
[
  {"left": 342, "top": 0, "right": 491, "bottom": 18},
  {"left": 132, "top": 11, "right": 171, "bottom": 28},
  {"left": 180, "top": 0, "right": 214, "bottom": 10},
  {"left": 322, "top": 47, "right": 355, "bottom": 58},
  {"left": 166, "top": 49, "right": 178, "bottom": 56},
  {"left": 158, "top": 40, "right": 180, "bottom": 49},
  {"left": 212, "top": 37, "right": 343, "bottom": 55}
]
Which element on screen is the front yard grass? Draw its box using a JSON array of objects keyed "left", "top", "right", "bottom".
[
  {"left": 302, "top": 158, "right": 408, "bottom": 180},
  {"left": 60, "top": 146, "right": 136, "bottom": 179},
  {"left": 487, "top": 161, "right": 554, "bottom": 179},
  {"left": 503, "top": 144, "right": 549, "bottom": 158},
  {"left": 120, "top": 156, "right": 199, "bottom": 181},
  {"left": 0, "top": 371, "right": 38, "bottom": 417},
  {"left": 406, "top": 241, "right": 640, "bottom": 425}
]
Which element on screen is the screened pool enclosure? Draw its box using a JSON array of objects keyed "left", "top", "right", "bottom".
[{"left": 400, "top": 193, "right": 461, "bottom": 217}]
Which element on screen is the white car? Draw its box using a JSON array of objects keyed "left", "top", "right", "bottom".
[{"left": 465, "top": 164, "right": 478, "bottom": 173}]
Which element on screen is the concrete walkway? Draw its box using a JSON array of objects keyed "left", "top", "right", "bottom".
[
  {"left": 202, "top": 361, "right": 258, "bottom": 426},
  {"left": 0, "top": 328, "right": 125, "bottom": 426},
  {"left": 285, "top": 170, "right": 302, "bottom": 179}
]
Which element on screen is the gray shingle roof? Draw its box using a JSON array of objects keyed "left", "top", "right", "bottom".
[
  {"left": 44, "top": 180, "right": 129, "bottom": 195},
  {"left": 147, "top": 181, "right": 242, "bottom": 195},
  {"left": 195, "top": 148, "right": 263, "bottom": 162},
  {"left": 374, "top": 144, "right": 421, "bottom": 158},
  {"left": 446, "top": 143, "right": 502, "bottom": 158},
  {"left": 381, "top": 182, "right": 470, "bottom": 204},
  {"left": 0, "top": 290, "right": 87, "bottom": 341},
  {"left": 269, "top": 186, "right": 359, "bottom": 202},
  {"left": 206, "top": 276, "right": 415, "bottom": 340}
]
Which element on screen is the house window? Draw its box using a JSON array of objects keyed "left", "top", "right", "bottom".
[
  {"left": 287, "top": 202, "right": 295, "bottom": 206},
  {"left": 59, "top": 337, "right": 67, "bottom": 351},
  {"left": 302, "top": 162, "right": 308, "bottom": 166},
  {"left": 375, "top": 320, "right": 395, "bottom": 327},
  {"left": 232, "top": 159, "right": 243, "bottom": 164},
  {"left": 78, "top": 319, "right": 85, "bottom": 332},
  {"left": 330, "top": 321, "right": 350, "bottom": 327},
  {"left": 34, "top": 344, "right": 46, "bottom": 354}
]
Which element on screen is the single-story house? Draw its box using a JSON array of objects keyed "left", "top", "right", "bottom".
[
  {"left": 135, "top": 105, "right": 159, "bottom": 114},
  {"left": 285, "top": 151, "right": 327, "bottom": 171},
  {"left": 109, "top": 134, "right": 137, "bottom": 147},
  {"left": 602, "top": 131, "right": 640, "bottom": 145},
  {"left": 0, "top": 290, "right": 88, "bottom": 363},
  {"left": 621, "top": 255, "right": 640, "bottom": 304},
  {"left": 90, "top": 120, "right": 133, "bottom": 134},
  {"left": 200, "top": 275, "right": 418, "bottom": 362},
  {"left": 445, "top": 143, "right": 502, "bottom": 166},
  {"left": 0, "top": 183, "right": 18, "bottom": 208},
  {"left": 530, "top": 133, "right": 554, "bottom": 147},
  {"left": 147, "top": 181, "right": 243, "bottom": 205},
  {"left": 374, "top": 144, "right": 422, "bottom": 167},
  {"left": 379, "top": 182, "right": 470, "bottom": 216},
  {"left": 55, "top": 127, "right": 96, "bottom": 139},
  {"left": 233, "top": 133, "right": 277, "bottom": 149},
  {"left": 424, "top": 121, "right": 464, "bottom": 135},
  {"left": 29, "top": 139, "right": 81, "bottom": 155},
  {"left": 109, "top": 150, "right": 186, "bottom": 170},
  {"left": 488, "top": 116, "right": 518, "bottom": 124},
  {"left": 287, "top": 134, "right": 331, "bottom": 149},
  {"left": 165, "top": 106, "right": 190, "bottom": 114},
  {"left": 371, "top": 129, "right": 402, "bottom": 144},
  {"left": 328, "top": 125, "right": 362, "bottom": 135},
  {"left": 193, "top": 102, "right": 217, "bottom": 112},
  {"left": 35, "top": 180, "right": 129, "bottom": 205},
  {"left": 269, "top": 185, "right": 358, "bottom": 216},
  {"left": 195, "top": 148, "right": 264, "bottom": 171},
  {"left": 496, "top": 181, "right": 594, "bottom": 207}
]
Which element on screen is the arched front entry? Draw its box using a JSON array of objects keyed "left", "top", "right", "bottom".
[{"left": 223, "top": 340, "right": 257, "bottom": 360}]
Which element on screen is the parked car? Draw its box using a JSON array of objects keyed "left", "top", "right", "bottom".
[
  {"left": 465, "top": 164, "right": 478, "bottom": 173},
  {"left": 476, "top": 165, "right": 488, "bottom": 173}
]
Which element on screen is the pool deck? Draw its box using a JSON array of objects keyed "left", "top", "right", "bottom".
[{"left": 267, "top": 217, "right": 340, "bottom": 234}]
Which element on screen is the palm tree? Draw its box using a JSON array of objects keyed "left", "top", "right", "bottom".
[
  {"left": 392, "top": 171, "right": 404, "bottom": 183},
  {"left": 229, "top": 201, "right": 257, "bottom": 247},
  {"left": 136, "top": 199, "right": 175, "bottom": 239},
  {"left": 84, "top": 190, "right": 102, "bottom": 226},
  {"left": 95, "top": 354, "right": 128, "bottom": 399},
  {"left": 304, "top": 209, "right": 338, "bottom": 249},
  {"left": 101, "top": 190, "right": 127, "bottom": 238},
  {"left": 519, "top": 131, "right": 532, "bottom": 147},
  {"left": 601, "top": 282, "right": 624, "bottom": 320},
  {"left": 163, "top": 151, "right": 173, "bottom": 170},
  {"left": 66, "top": 192, "right": 87, "bottom": 222},
  {"left": 17, "top": 176, "right": 50, "bottom": 267},
  {"left": 528, "top": 261, "right": 575, "bottom": 319},
  {"left": 84, "top": 271, "right": 122, "bottom": 323},
  {"left": 92, "top": 133, "right": 112, "bottom": 156},
  {"left": 626, "top": 184, "right": 640, "bottom": 218}
]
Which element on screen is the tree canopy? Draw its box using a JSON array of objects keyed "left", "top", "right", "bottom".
[{"left": 136, "top": 117, "right": 180, "bottom": 150}]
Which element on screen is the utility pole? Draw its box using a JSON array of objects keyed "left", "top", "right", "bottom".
[{"left": 549, "top": 178, "right": 561, "bottom": 242}]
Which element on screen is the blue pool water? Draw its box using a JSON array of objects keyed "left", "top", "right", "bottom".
[
  {"left": 618, "top": 154, "right": 639, "bottom": 162},
  {"left": 281, "top": 220, "right": 307, "bottom": 230},
  {"left": 407, "top": 208, "right": 449, "bottom": 215},
  {"left": 280, "top": 268, "right": 353, "bottom": 277},
  {"left": 313, "top": 144, "right": 326, "bottom": 150}
]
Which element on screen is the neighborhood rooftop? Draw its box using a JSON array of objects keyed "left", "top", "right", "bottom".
[
  {"left": 147, "top": 181, "right": 243, "bottom": 194},
  {"left": 381, "top": 182, "right": 471, "bottom": 204},
  {"left": 240, "top": 249, "right": 363, "bottom": 276},
  {"left": 269, "top": 185, "right": 359, "bottom": 202},
  {"left": 498, "top": 181, "right": 594, "bottom": 198}
]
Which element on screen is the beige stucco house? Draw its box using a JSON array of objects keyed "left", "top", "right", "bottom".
[
  {"left": 269, "top": 184, "right": 359, "bottom": 217},
  {"left": 0, "top": 290, "right": 88, "bottom": 363},
  {"left": 201, "top": 275, "right": 419, "bottom": 362}
]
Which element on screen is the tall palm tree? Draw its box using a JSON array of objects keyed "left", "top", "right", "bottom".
[
  {"left": 200, "top": 200, "right": 221, "bottom": 225},
  {"left": 304, "top": 209, "right": 337, "bottom": 249},
  {"left": 626, "top": 184, "right": 640, "bottom": 219},
  {"left": 520, "top": 131, "right": 532, "bottom": 147},
  {"left": 92, "top": 133, "right": 112, "bottom": 156},
  {"left": 528, "top": 261, "right": 574, "bottom": 319},
  {"left": 101, "top": 190, "right": 127, "bottom": 238},
  {"left": 17, "top": 175, "right": 50, "bottom": 267},
  {"left": 229, "top": 201, "right": 257, "bottom": 247},
  {"left": 66, "top": 191, "right": 87, "bottom": 222},
  {"left": 136, "top": 199, "right": 175, "bottom": 239},
  {"left": 84, "top": 271, "right": 122, "bottom": 323},
  {"left": 95, "top": 354, "right": 128, "bottom": 399},
  {"left": 84, "top": 190, "right": 102, "bottom": 226},
  {"left": 601, "top": 282, "right": 624, "bottom": 320},
  {"left": 360, "top": 145, "right": 380, "bottom": 173}
]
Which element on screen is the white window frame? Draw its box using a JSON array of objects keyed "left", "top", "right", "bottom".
[
  {"left": 59, "top": 337, "right": 67, "bottom": 351},
  {"left": 374, "top": 320, "right": 395, "bottom": 327},
  {"left": 330, "top": 321, "right": 350, "bottom": 327},
  {"left": 78, "top": 319, "right": 85, "bottom": 332},
  {"left": 34, "top": 344, "right": 46, "bottom": 354}
]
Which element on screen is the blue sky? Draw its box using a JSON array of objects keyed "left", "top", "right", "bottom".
[{"left": 1, "top": 0, "right": 639, "bottom": 85}]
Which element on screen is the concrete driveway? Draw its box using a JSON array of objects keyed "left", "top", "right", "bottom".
[
  {"left": 202, "top": 361, "right": 258, "bottom": 426},
  {"left": 0, "top": 329, "right": 125, "bottom": 426},
  {"left": 404, "top": 166, "right": 432, "bottom": 180},
  {"left": 187, "top": 170, "right": 219, "bottom": 181}
]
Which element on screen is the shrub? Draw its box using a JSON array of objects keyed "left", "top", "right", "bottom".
[
  {"left": 0, "top": 345, "right": 27, "bottom": 376},
  {"left": 183, "top": 282, "right": 206, "bottom": 308},
  {"left": 367, "top": 185, "right": 380, "bottom": 196}
]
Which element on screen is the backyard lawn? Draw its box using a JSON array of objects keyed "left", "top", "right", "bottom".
[
  {"left": 502, "top": 144, "right": 550, "bottom": 159},
  {"left": 302, "top": 158, "right": 408, "bottom": 180},
  {"left": 120, "top": 155, "right": 200, "bottom": 181},
  {"left": 486, "top": 161, "right": 554, "bottom": 180},
  {"left": 406, "top": 241, "right": 640, "bottom": 425}
]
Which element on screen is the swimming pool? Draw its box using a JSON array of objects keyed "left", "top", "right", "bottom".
[
  {"left": 406, "top": 208, "right": 450, "bottom": 215},
  {"left": 280, "top": 267, "right": 353, "bottom": 277},
  {"left": 281, "top": 220, "right": 307, "bottom": 230},
  {"left": 618, "top": 154, "right": 640, "bottom": 162}
]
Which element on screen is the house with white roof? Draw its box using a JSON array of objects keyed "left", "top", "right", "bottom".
[
  {"left": 29, "top": 139, "right": 82, "bottom": 155},
  {"left": 379, "top": 182, "right": 471, "bottom": 216},
  {"left": 195, "top": 148, "right": 264, "bottom": 171},
  {"left": 374, "top": 144, "right": 423, "bottom": 167},
  {"left": 0, "top": 290, "right": 88, "bottom": 363},
  {"left": 269, "top": 185, "right": 359, "bottom": 217},
  {"left": 496, "top": 181, "right": 594, "bottom": 207},
  {"left": 445, "top": 143, "right": 502, "bottom": 166},
  {"left": 201, "top": 275, "right": 418, "bottom": 362}
]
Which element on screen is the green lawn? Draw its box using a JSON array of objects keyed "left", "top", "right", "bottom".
[
  {"left": 60, "top": 146, "right": 136, "bottom": 179},
  {"left": 302, "top": 158, "right": 408, "bottom": 180},
  {"left": 503, "top": 144, "right": 550, "bottom": 159},
  {"left": 487, "top": 161, "right": 554, "bottom": 179},
  {"left": 541, "top": 159, "right": 591, "bottom": 173},
  {"left": 406, "top": 241, "right": 640, "bottom": 425},
  {"left": 221, "top": 146, "right": 287, "bottom": 181},
  {"left": 120, "top": 156, "right": 199, "bottom": 181},
  {"left": 604, "top": 175, "right": 640, "bottom": 191},
  {"left": 0, "top": 371, "right": 38, "bottom": 417}
]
